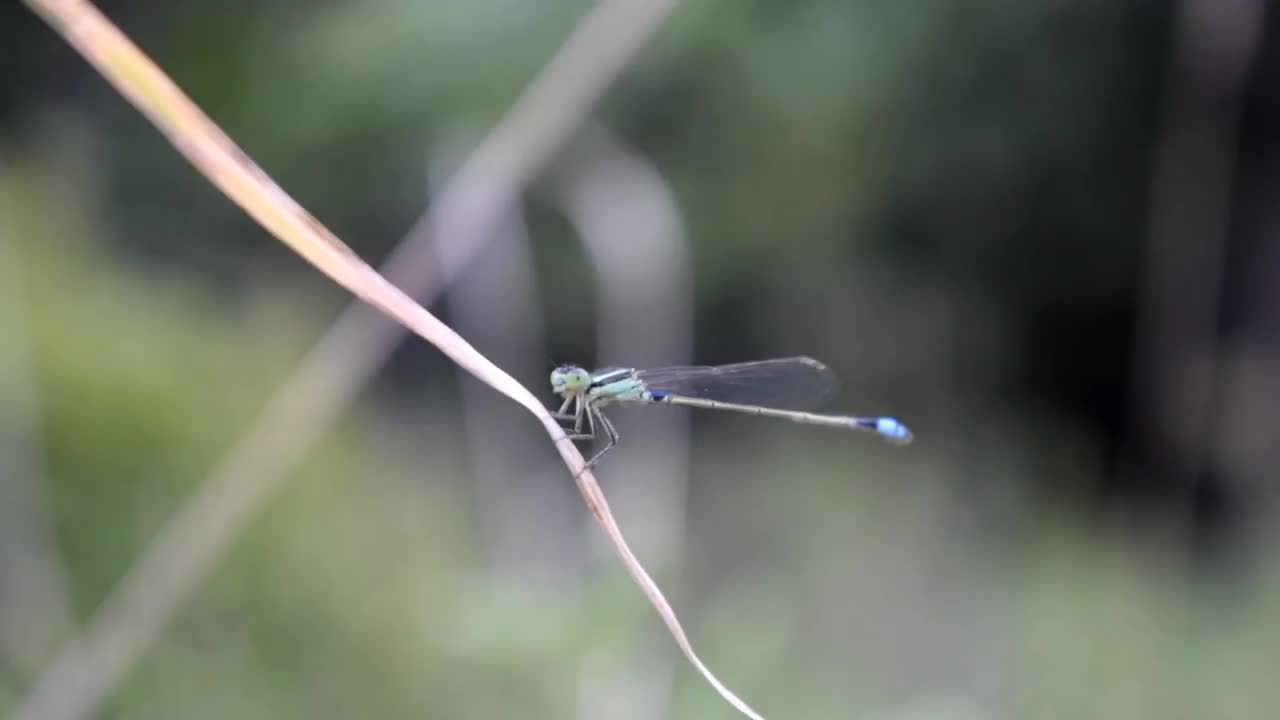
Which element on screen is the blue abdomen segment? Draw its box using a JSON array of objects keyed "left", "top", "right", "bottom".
[{"left": 860, "top": 416, "right": 913, "bottom": 444}]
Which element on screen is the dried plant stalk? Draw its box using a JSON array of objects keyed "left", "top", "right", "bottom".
[{"left": 19, "top": 2, "right": 765, "bottom": 719}]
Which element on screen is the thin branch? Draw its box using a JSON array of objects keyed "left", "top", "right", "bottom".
[
  {"left": 553, "top": 124, "right": 695, "bottom": 719},
  {"left": 17, "top": 1, "right": 764, "bottom": 719},
  {"left": 429, "top": 133, "right": 578, "bottom": 586}
]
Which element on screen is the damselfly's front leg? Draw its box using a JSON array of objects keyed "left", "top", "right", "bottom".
[
  {"left": 552, "top": 395, "right": 577, "bottom": 423},
  {"left": 584, "top": 407, "right": 620, "bottom": 468},
  {"left": 553, "top": 395, "right": 589, "bottom": 434},
  {"left": 561, "top": 396, "right": 597, "bottom": 442},
  {"left": 556, "top": 395, "right": 575, "bottom": 416}
]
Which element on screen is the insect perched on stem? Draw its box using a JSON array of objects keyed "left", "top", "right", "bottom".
[{"left": 551, "top": 356, "right": 913, "bottom": 468}]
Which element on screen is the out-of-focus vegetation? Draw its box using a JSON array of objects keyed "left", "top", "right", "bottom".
[{"left": 4, "top": 1, "right": 1280, "bottom": 718}]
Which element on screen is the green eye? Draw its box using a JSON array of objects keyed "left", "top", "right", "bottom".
[{"left": 551, "top": 366, "right": 592, "bottom": 393}]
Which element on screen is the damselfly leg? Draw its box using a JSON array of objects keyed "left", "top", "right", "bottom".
[
  {"left": 584, "top": 406, "right": 620, "bottom": 468},
  {"left": 555, "top": 399, "right": 620, "bottom": 468}
]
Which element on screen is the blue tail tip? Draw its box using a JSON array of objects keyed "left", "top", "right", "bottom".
[{"left": 873, "top": 416, "right": 913, "bottom": 445}]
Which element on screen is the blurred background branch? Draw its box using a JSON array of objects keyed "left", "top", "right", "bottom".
[
  {"left": 1128, "top": 0, "right": 1266, "bottom": 548},
  {"left": 0, "top": 157, "right": 76, "bottom": 688}
]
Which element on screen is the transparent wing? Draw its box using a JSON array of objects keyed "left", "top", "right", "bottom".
[{"left": 634, "top": 356, "right": 837, "bottom": 410}]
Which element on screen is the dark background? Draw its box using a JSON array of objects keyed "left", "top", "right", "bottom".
[{"left": 3, "top": 1, "right": 1278, "bottom": 718}]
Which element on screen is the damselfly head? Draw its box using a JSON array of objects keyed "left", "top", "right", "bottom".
[{"left": 550, "top": 365, "right": 592, "bottom": 395}]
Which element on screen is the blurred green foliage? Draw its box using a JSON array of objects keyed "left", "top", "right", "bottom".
[{"left": 4, "top": 1, "right": 1279, "bottom": 718}]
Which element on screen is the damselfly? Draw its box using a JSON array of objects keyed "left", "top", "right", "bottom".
[{"left": 551, "top": 356, "right": 912, "bottom": 467}]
